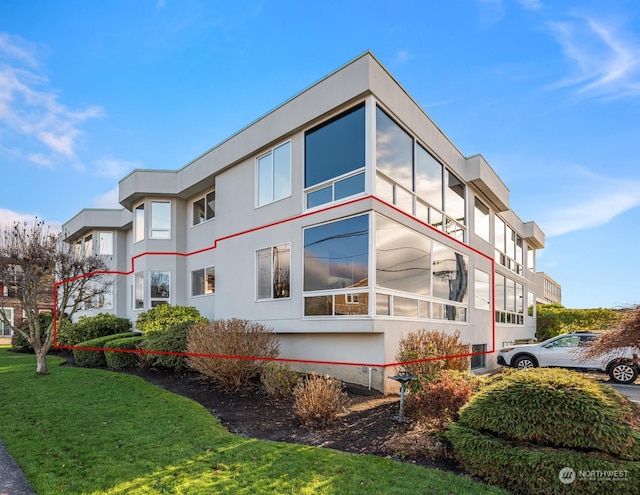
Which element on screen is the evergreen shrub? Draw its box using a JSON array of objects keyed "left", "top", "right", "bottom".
[
  {"left": 72, "top": 332, "right": 138, "bottom": 368},
  {"left": 57, "top": 313, "right": 131, "bottom": 347},
  {"left": 104, "top": 336, "right": 145, "bottom": 369}
]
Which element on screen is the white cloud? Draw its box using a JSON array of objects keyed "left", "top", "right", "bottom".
[
  {"left": 0, "top": 32, "right": 103, "bottom": 164},
  {"left": 0, "top": 208, "right": 61, "bottom": 231},
  {"left": 546, "top": 16, "right": 640, "bottom": 99},
  {"left": 538, "top": 170, "right": 640, "bottom": 237},
  {"left": 91, "top": 186, "right": 121, "bottom": 209},
  {"left": 94, "top": 157, "right": 140, "bottom": 179},
  {"left": 393, "top": 50, "right": 412, "bottom": 65}
]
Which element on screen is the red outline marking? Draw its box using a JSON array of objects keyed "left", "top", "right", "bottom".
[{"left": 54, "top": 195, "right": 496, "bottom": 368}]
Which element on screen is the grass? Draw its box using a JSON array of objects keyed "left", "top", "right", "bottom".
[{"left": 0, "top": 349, "right": 507, "bottom": 494}]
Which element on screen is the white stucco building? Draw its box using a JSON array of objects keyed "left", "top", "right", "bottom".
[{"left": 62, "top": 52, "right": 545, "bottom": 392}]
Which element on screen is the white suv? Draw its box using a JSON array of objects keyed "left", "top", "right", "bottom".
[{"left": 497, "top": 332, "right": 638, "bottom": 384}]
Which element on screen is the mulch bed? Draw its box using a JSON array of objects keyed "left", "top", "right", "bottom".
[{"left": 123, "top": 367, "right": 462, "bottom": 473}]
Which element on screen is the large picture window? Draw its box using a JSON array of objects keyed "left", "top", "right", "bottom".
[
  {"left": 376, "top": 107, "right": 413, "bottom": 191},
  {"left": 474, "top": 198, "right": 490, "bottom": 243},
  {"left": 257, "top": 243, "right": 290, "bottom": 300},
  {"left": 376, "top": 216, "right": 430, "bottom": 295},
  {"left": 474, "top": 269, "right": 491, "bottom": 310},
  {"left": 304, "top": 215, "right": 369, "bottom": 292},
  {"left": 432, "top": 243, "right": 468, "bottom": 303},
  {"left": 305, "top": 104, "right": 365, "bottom": 208},
  {"left": 98, "top": 232, "right": 113, "bottom": 256},
  {"left": 258, "top": 142, "right": 291, "bottom": 206}
]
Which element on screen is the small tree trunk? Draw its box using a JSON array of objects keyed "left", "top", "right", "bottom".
[{"left": 35, "top": 348, "right": 49, "bottom": 375}]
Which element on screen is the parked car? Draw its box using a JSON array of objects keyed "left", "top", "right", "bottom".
[{"left": 497, "top": 332, "right": 639, "bottom": 384}]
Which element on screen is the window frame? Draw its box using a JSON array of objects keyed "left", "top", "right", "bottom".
[
  {"left": 192, "top": 189, "right": 216, "bottom": 226},
  {"left": 0, "top": 308, "right": 14, "bottom": 336},
  {"left": 256, "top": 243, "right": 291, "bottom": 301},
  {"left": 191, "top": 266, "right": 215, "bottom": 297},
  {"left": 97, "top": 231, "right": 113, "bottom": 256},
  {"left": 149, "top": 270, "right": 171, "bottom": 307},
  {"left": 134, "top": 203, "right": 145, "bottom": 243},
  {"left": 257, "top": 140, "right": 292, "bottom": 207},
  {"left": 134, "top": 272, "right": 144, "bottom": 310},
  {"left": 150, "top": 201, "right": 171, "bottom": 239}
]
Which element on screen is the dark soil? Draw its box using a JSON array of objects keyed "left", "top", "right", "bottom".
[{"left": 122, "top": 367, "right": 462, "bottom": 474}]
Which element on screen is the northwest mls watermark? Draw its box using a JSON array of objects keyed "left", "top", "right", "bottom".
[{"left": 559, "top": 467, "right": 629, "bottom": 485}]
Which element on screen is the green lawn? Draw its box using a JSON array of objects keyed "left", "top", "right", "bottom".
[{"left": 0, "top": 350, "right": 506, "bottom": 494}]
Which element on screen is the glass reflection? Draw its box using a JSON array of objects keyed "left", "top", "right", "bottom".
[
  {"left": 376, "top": 216, "right": 430, "bottom": 296},
  {"left": 304, "top": 215, "right": 369, "bottom": 291},
  {"left": 416, "top": 145, "right": 443, "bottom": 210},
  {"left": 432, "top": 242, "right": 468, "bottom": 303},
  {"left": 376, "top": 107, "right": 413, "bottom": 191}
]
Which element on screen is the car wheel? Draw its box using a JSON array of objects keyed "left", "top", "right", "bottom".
[
  {"left": 608, "top": 362, "right": 638, "bottom": 384},
  {"left": 513, "top": 355, "right": 537, "bottom": 370}
]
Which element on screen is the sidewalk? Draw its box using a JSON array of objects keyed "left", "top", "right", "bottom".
[{"left": 0, "top": 440, "right": 35, "bottom": 495}]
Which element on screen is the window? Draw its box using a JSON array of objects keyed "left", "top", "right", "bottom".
[
  {"left": 415, "top": 145, "right": 443, "bottom": 211},
  {"left": 0, "top": 308, "right": 13, "bottom": 336},
  {"left": 192, "top": 190, "right": 216, "bottom": 225},
  {"left": 494, "top": 216, "right": 523, "bottom": 274},
  {"left": 445, "top": 171, "right": 465, "bottom": 224},
  {"left": 527, "top": 246, "right": 535, "bottom": 273},
  {"left": 98, "top": 232, "right": 113, "bottom": 256},
  {"left": 134, "top": 272, "right": 144, "bottom": 309},
  {"left": 376, "top": 107, "right": 413, "bottom": 192},
  {"left": 258, "top": 142, "right": 291, "bottom": 206},
  {"left": 134, "top": 203, "right": 145, "bottom": 242},
  {"left": 191, "top": 266, "right": 215, "bottom": 296},
  {"left": 474, "top": 269, "right": 491, "bottom": 310},
  {"left": 304, "top": 215, "right": 369, "bottom": 292},
  {"left": 92, "top": 284, "right": 113, "bottom": 310},
  {"left": 432, "top": 243, "right": 468, "bottom": 303},
  {"left": 376, "top": 215, "right": 430, "bottom": 295},
  {"left": 305, "top": 104, "right": 365, "bottom": 208},
  {"left": 257, "top": 243, "right": 290, "bottom": 300},
  {"left": 150, "top": 271, "right": 170, "bottom": 306},
  {"left": 474, "top": 198, "right": 490, "bottom": 243},
  {"left": 495, "top": 274, "right": 525, "bottom": 324},
  {"left": 150, "top": 201, "right": 171, "bottom": 239},
  {"left": 84, "top": 234, "right": 93, "bottom": 256},
  {"left": 471, "top": 344, "right": 487, "bottom": 370}
]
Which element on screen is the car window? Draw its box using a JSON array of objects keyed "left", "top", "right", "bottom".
[
  {"left": 578, "top": 335, "right": 597, "bottom": 347},
  {"left": 552, "top": 336, "right": 580, "bottom": 347}
]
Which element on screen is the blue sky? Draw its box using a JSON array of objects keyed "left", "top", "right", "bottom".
[{"left": 0, "top": 0, "right": 639, "bottom": 309}]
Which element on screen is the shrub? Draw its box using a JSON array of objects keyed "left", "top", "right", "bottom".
[
  {"left": 446, "top": 424, "right": 640, "bottom": 495},
  {"left": 10, "top": 312, "right": 54, "bottom": 353},
  {"left": 293, "top": 374, "right": 349, "bottom": 427},
  {"left": 104, "top": 336, "right": 145, "bottom": 369},
  {"left": 395, "top": 329, "right": 470, "bottom": 393},
  {"left": 405, "top": 370, "right": 483, "bottom": 430},
  {"left": 445, "top": 368, "right": 640, "bottom": 494},
  {"left": 136, "top": 305, "right": 207, "bottom": 334},
  {"left": 72, "top": 332, "right": 138, "bottom": 368},
  {"left": 186, "top": 319, "right": 279, "bottom": 391},
  {"left": 138, "top": 322, "right": 191, "bottom": 372},
  {"left": 381, "top": 427, "right": 451, "bottom": 461},
  {"left": 57, "top": 313, "right": 131, "bottom": 347},
  {"left": 260, "top": 362, "right": 299, "bottom": 399},
  {"left": 457, "top": 368, "right": 640, "bottom": 459}
]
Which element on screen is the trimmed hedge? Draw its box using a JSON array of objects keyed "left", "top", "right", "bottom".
[
  {"left": 57, "top": 313, "right": 131, "bottom": 347},
  {"left": 446, "top": 424, "right": 640, "bottom": 495},
  {"left": 135, "top": 305, "right": 207, "bottom": 334},
  {"left": 73, "top": 332, "right": 138, "bottom": 368},
  {"left": 446, "top": 368, "right": 640, "bottom": 494},
  {"left": 457, "top": 368, "right": 640, "bottom": 459},
  {"left": 104, "top": 336, "right": 145, "bottom": 369},
  {"left": 138, "top": 322, "right": 190, "bottom": 371}
]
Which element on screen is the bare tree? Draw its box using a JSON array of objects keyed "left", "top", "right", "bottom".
[{"left": 0, "top": 219, "right": 110, "bottom": 374}]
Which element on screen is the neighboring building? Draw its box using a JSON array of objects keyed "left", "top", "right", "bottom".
[
  {"left": 62, "top": 52, "right": 545, "bottom": 392},
  {"left": 535, "top": 272, "right": 562, "bottom": 305},
  {"left": 0, "top": 281, "right": 54, "bottom": 345}
]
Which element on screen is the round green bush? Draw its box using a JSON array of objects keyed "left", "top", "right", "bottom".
[
  {"left": 138, "top": 322, "right": 191, "bottom": 371},
  {"left": 104, "top": 336, "right": 145, "bottom": 369},
  {"left": 72, "top": 332, "right": 138, "bottom": 368},
  {"left": 445, "top": 368, "right": 640, "bottom": 495},
  {"left": 446, "top": 424, "right": 640, "bottom": 495},
  {"left": 57, "top": 313, "right": 131, "bottom": 347},
  {"left": 135, "top": 305, "right": 207, "bottom": 334},
  {"left": 457, "top": 368, "right": 640, "bottom": 459}
]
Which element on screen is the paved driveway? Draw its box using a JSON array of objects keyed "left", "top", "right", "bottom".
[{"left": 607, "top": 382, "right": 640, "bottom": 402}]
